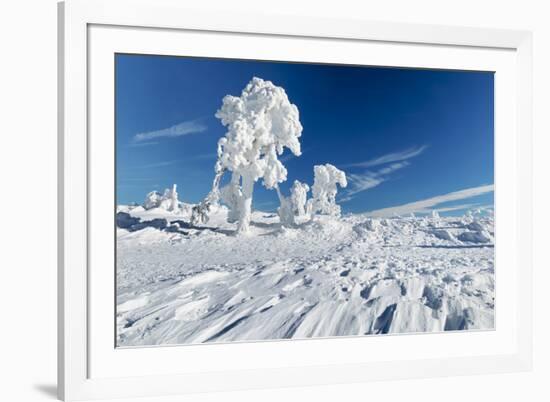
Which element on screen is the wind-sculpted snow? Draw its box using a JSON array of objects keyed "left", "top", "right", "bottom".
[{"left": 116, "top": 207, "right": 494, "bottom": 346}]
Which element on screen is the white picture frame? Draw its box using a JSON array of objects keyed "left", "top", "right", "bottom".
[{"left": 58, "top": 0, "right": 533, "bottom": 400}]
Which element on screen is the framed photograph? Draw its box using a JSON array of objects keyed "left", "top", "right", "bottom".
[{"left": 58, "top": 0, "right": 533, "bottom": 400}]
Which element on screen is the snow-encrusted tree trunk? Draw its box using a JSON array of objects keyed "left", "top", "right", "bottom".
[
  {"left": 275, "top": 185, "right": 295, "bottom": 227},
  {"left": 190, "top": 143, "right": 226, "bottom": 225},
  {"left": 219, "top": 172, "right": 242, "bottom": 223},
  {"left": 194, "top": 77, "right": 303, "bottom": 234},
  {"left": 168, "top": 184, "right": 178, "bottom": 211},
  {"left": 276, "top": 180, "right": 311, "bottom": 227},
  {"left": 237, "top": 172, "right": 255, "bottom": 233}
]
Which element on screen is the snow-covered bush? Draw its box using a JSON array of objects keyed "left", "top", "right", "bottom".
[
  {"left": 194, "top": 77, "right": 303, "bottom": 233},
  {"left": 276, "top": 180, "right": 311, "bottom": 227},
  {"left": 307, "top": 164, "right": 347, "bottom": 217},
  {"left": 144, "top": 191, "right": 162, "bottom": 210},
  {"left": 190, "top": 155, "right": 224, "bottom": 226},
  {"left": 290, "top": 180, "right": 310, "bottom": 217},
  {"left": 143, "top": 184, "right": 180, "bottom": 212},
  {"left": 276, "top": 191, "right": 295, "bottom": 227},
  {"left": 162, "top": 184, "right": 179, "bottom": 211}
]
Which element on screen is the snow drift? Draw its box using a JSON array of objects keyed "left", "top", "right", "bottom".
[{"left": 116, "top": 209, "right": 495, "bottom": 346}]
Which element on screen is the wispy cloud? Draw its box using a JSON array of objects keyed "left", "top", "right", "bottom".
[
  {"left": 140, "top": 160, "right": 181, "bottom": 169},
  {"left": 364, "top": 184, "right": 494, "bottom": 217},
  {"left": 129, "top": 141, "right": 159, "bottom": 147},
  {"left": 343, "top": 145, "right": 428, "bottom": 168},
  {"left": 346, "top": 174, "right": 384, "bottom": 195},
  {"left": 340, "top": 161, "right": 409, "bottom": 202},
  {"left": 133, "top": 120, "right": 207, "bottom": 143}
]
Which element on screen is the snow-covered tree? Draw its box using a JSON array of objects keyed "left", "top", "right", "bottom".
[
  {"left": 275, "top": 180, "right": 310, "bottom": 227},
  {"left": 193, "top": 77, "right": 303, "bottom": 233},
  {"left": 143, "top": 184, "right": 180, "bottom": 212},
  {"left": 144, "top": 190, "right": 162, "bottom": 210},
  {"left": 162, "top": 184, "right": 179, "bottom": 211},
  {"left": 290, "top": 180, "right": 310, "bottom": 217},
  {"left": 276, "top": 190, "right": 295, "bottom": 227},
  {"left": 190, "top": 142, "right": 226, "bottom": 225},
  {"left": 308, "top": 164, "right": 347, "bottom": 217}
]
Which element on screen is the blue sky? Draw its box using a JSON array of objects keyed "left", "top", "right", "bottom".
[{"left": 116, "top": 54, "right": 494, "bottom": 216}]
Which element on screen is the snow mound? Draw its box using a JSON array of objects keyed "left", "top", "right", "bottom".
[
  {"left": 458, "top": 230, "right": 492, "bottom": 243},
  {"left": 432, "top": 229, "right": 454, "bottom": 241}
]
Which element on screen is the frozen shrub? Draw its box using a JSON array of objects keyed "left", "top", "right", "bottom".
[
  {"left": 276, "top": 180, "right": 311, "bottom": 227},
  {"left": 144, "top": 191, "right": 162, "bottom": 210},
  {"left": 161, "top": 184, "right": 179, "bottom": 211},
  {"left": 276, "top": 191, "right": 295, "bottom": 227},
  {"left": 290, "top": 180, "right": 310, "bottom": 217},
  {"left": 308, "top": 164, "right": 347, "bottom": 217},
  {"left": 143, "top": 184, "right": 180, "bottom": 212}
]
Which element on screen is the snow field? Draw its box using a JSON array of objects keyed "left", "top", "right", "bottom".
[{"left": 116, "top": 206, "right": 494, "bottom": 346}]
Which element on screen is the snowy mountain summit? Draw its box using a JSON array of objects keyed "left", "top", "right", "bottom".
[{"left": 116, "top": 77, "right": 494, "bottom": 346}]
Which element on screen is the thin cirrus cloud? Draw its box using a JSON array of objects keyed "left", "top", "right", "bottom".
[
  {"left": 138, "top": 153, "right": 218, "bottom": 169},
  {"left": 133, "top": 120, "right": 207, "bottom": 143},
  {"left": 140, "top": 160, "right": 181, "bottom": 169},
  {"left": 343, "top": 145, "right": 428, "bottom": 168},
  {"left": 364, "top": 184, "right": 494, "bottom": 217},
  {"left": 338, "top": 145, "right": 428, "bottom": 202},
  {"left": 339, "top": 161, "right": 410, "bottom": 202}
]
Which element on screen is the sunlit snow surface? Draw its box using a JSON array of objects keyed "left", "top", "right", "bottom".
[{"left": 116, "top": 205, "right": 494, "bottom": 347}]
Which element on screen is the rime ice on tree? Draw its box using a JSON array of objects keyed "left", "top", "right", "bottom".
[
  {"left": 276, "top": 180, "right": 310, "bottom": 227},
  {"left": 308, "top": 164, "right": 348, "bottom": 217},
  {"left": 192, "top": 77, "right": 303, "bottom": 233},
  {"left": 143, "top": 184, "right": 180, "bottom": 212},
  {"left": 144, "top": 191, "right": 162, "bottom": 210},
  {"left": 290, "top": 180, "right": 310, "bottom": 218}
]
